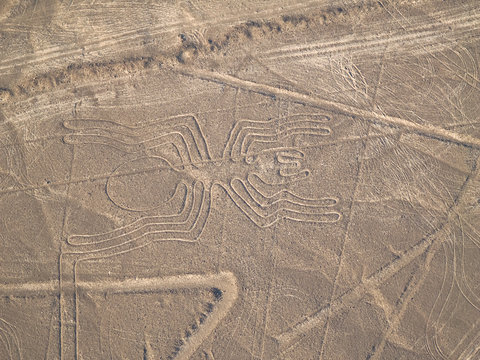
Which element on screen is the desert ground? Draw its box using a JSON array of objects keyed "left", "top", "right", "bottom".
[{"left": 0, "top": 0, "right": 480, "bottom": 359}]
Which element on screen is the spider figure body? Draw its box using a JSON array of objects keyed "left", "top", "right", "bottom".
[{"left": 62, "top": 113, "right": 341, "bottom": 257}]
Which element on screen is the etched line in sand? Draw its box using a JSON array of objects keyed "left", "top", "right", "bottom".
[
  {"left": 276, "top": 153, "right": 480, "bottom": 351},
  {"left": 63, "top": 115, "right": 211, "bottom": 162},
  {"left": 0, "top": 273, "right": 237, "bottom": 360},
  {"left": 222, "top": 114, "right": 331, "bottom": 161},
  {"left": 180, "top": 69, "right": 480, "bottom": 149},
  {"left": 0, "top": 281, "right": 58, "bottom": 297},
  {"left": 65, "top": 180, "right": 211, "bottom": 250}
]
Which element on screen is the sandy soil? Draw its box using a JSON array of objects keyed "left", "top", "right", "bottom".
[{"left": 0, "top": 0, "right": 480, "bottom": 359}]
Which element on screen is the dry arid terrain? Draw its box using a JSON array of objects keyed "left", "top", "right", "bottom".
[{"left": 0, "top": 0, "right": 480, "bottom": 359}]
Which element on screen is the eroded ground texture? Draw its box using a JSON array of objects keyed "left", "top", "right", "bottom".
[{"left": 0, "top": 0, "right": 480, "bottom": 359}]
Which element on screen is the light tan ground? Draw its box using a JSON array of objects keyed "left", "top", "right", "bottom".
[{"left": 1, "top": 0, "right": 480, "bottom": 359}]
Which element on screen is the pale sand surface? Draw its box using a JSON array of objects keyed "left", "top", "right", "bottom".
[{"left": 0, "top": 0, "right": 480, "bottom": 359}]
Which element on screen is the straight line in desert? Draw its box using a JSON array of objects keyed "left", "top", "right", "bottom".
[
  {"left": 275, "top": 225, "right": 448, "bottom": 349},
  {"left": 0, "top": 272, "right": 237, "bottom": 294},
  {"left": 276, "top": 150, "right": 480, "bottom": 350},
  {"left": 0, "top": 280, "right": 59, "bottom": 296},
  {"left": 80, "top": 272, "right": 236, "bottom": 294},
  {"left": 182, "top": 69, "right": 480, "bottom": 149}
]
